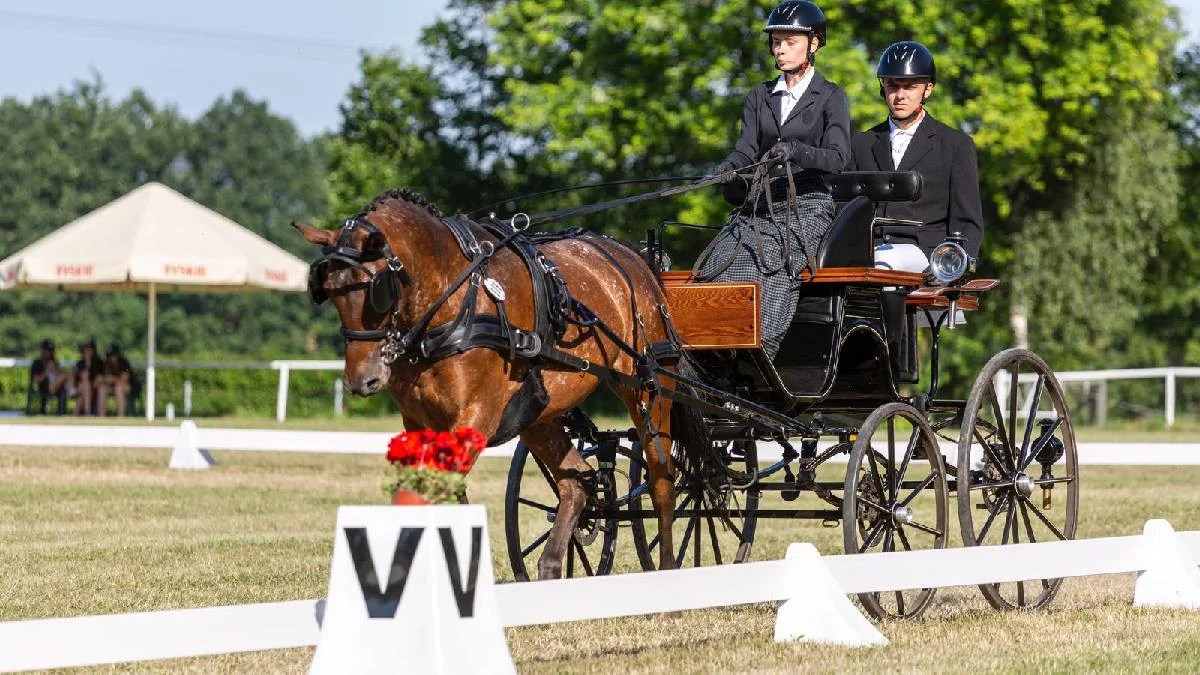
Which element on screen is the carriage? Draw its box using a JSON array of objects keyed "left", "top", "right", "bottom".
[{"left": 502, "top": 170, "right": 1079, "bottom": 620}]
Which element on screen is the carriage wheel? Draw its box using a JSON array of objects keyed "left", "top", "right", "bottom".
[
  {"left": 628, "top": 440, "right": 759, "bottom": 570},
  {"left": 958, "top": 348, "right": 1079, "bottom": 611},
  {"left": 504, "top": 437, "right": 642, "bottom": 581},
  {"left": 844, "top": 402, "right": 949, "bottom": 620}
]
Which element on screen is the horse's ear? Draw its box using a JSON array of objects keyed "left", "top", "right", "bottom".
[{"left": 293, "top": 222, "right": 335, "bottom": 247}]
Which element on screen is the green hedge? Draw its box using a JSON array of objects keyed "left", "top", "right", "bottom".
[{"left": 3, "top": 363, "right": 1196, "bottom": 424}]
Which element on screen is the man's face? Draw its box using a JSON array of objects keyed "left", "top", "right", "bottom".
[
  {"left": 770, "top": 31, "right": 815, "bottom": 72},
  {"left": 882, "top": 77, "right": 933, "bottom": 119}
]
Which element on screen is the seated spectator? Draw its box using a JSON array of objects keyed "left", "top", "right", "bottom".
[
  {"left": 96, "top": 344, "right": 137, "bottom": 417},
  {"left": 30, "top": 339, "right": 69, "bottom": 414},
  {"left": 72, "top": 339, "right": 104, "bottom": 416}
]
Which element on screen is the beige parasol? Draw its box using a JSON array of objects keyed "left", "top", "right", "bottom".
[{"left": 0, "top": 182, "right": 309, "bottom": 419}]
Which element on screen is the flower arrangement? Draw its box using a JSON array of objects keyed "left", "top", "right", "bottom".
[{"left": 383, "top": 428, "right": 487, "bottom": 505}]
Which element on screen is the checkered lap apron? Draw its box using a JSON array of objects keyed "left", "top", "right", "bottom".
[{"left": 694, "top": 174, "right": 834, "bottom": 357}]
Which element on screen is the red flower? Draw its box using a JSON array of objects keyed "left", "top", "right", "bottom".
[{"left": 386, "top": 426, "right": 487, "bottom": 475}]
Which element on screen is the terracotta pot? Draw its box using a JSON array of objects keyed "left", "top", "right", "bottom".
[{"left": 391, "top": 489, "right": 430, "bottom": 506}]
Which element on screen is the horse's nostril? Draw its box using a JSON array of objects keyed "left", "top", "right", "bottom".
[{"left": 363, "top": 377, "right": 382, "bottom": 393}]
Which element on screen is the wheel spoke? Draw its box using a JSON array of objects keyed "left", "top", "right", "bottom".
[
  {"left": 895, "top": 591, "right": 906, "bottom": 616},
  {"left": 1017, "top": 580, "right": 1026, "bottom": 606},
  {"left": 975, "top": 492, "right": 1011, "bottom": 545},
  {"left": 895, "top": 526, "right": 913, "bottom": 551},
  {"left": 566, "top": 539, "right": 575, "bottom": 576},
  {"left": 1020, "top": 417, "right": 1063, "bottom": 473},
  {"left": 972, "top": 424, "right": 1012, "bottom": 477},
  {"left": 969, "top": 480, "right": 1012, "bottom": 492},
  {"left": 899, "top": 472, "right": 936, "bottom": 507},
  {"left": 864, "top": 445, "right": 888, "bottom": 507},
  {"left": 707, "top": 516, "right": 724, "bottom": 565},
  {"left": 533, "top": 456, "right": 560, "bottom": 497},
  {"left": 859, "top": 519, "right": 888, "bottom": 553},
  {"left": 883, "top": 526, "right": 895, "bottom": 553},
  {"left": 1019, "top": 375, "right": 1045, "bottom": 467},
  {"left": 571, "top": 539, "right": 595, "bottom": 576},
  {"left": 896, "top": 425, "right": 921, "bottom": 494},
  {"left": 1007, "top": 361, "right": 1020, "bottom": 458},
  {"left": 517, "top": 497, "right": 556, "bottom": 514},
  {"left": 1001, "top": 496, "right": 1016, "bottom": 545},
  {"left": 1018, "top": 497, "right": 1038, "bottom": 544},
  {"left": 1017, "top": 493, "right": 1069, "bottom": 540},
  {"left": 887, "top": 418, "right": 897, "bottom": 501},
  {"left": 984, "top": 383, "right": 1017, "bottom": 471},
  {"left": 906, "top": 519, "right": 944, "bottom": 537},
  {"left": 521, "top": 528, "right": 552, "bottom": 558},
  {"left": 676, "top": 516, "right": 698, "bottom": 566},
  {"left": 859, "top": 496, "right": 891, "bottom": 517}
]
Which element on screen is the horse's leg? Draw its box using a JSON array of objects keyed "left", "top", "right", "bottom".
[
  {"left": 619, "top": 387, "right": 677, "bottom": 571},
  {"left": 521, "top": 421, "right": 591, "bottom": 580}
]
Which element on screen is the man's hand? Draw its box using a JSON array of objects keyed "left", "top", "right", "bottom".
[{"left": 706, "top": 162, "right": 738, "bottom": 184}]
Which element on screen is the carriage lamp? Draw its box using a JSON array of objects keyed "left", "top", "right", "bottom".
[
  {"left": 928, "top": 240, "right": 973, "bottom": 284},
  {"left": 1035, "top": 418, "right": 1065, "bottom": 509}
]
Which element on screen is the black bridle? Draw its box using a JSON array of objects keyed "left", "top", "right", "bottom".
[
  {"left": 308, "top": 217, "right": 406, "bottom": 344},
  {"left": 309, "top": 213, "right": 525, "bottom": 364}
]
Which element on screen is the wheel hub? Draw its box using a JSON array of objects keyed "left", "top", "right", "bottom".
[
  {"left": 891, "top": 504, "right": 914, "bottom": 526},
  {"left": 1014, "top": 473, "right": 1035, "bottom": 497}
]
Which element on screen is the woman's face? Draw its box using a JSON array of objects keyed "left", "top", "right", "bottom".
[{"left": 770, "top": 31, "right": 815, "bottom": 72}]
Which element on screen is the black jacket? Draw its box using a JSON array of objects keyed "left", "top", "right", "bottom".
[
  {"left": 719, "top": 71, "right": 851, "bottom": 177},
  {"left": 850, "top": 114, "right": 984, "bottom": 257}
]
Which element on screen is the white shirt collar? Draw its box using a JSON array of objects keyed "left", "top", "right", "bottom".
[
  {"left": 888, "top": 110, "right": 926, "bottom": 137},
  {"left": 771, "top": 67, "right": 816, "bottom": 100}
]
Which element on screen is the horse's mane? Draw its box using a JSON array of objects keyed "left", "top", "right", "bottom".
[{"left": 363, "top": 188, "right": 443, "bottom": 219}]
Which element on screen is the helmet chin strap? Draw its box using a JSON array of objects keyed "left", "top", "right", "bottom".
[
  {"left": 891, "top": 103, "right": 924, "bottom": 123},
  {"left": 780, "top": 50, "right": 816, "bottom": 76}
]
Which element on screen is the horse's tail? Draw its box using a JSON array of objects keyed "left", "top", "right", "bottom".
[{"left": 668, "top": 355, "right": 712, "bottom": 480}]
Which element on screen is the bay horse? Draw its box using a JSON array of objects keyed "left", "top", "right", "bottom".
[{"left": 295, "top": 188, "right": 681, "bottom": 579}]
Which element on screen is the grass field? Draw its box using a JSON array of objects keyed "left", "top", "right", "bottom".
[{"left": 2, "top": 446, "right": 1200, "bottom": 673}]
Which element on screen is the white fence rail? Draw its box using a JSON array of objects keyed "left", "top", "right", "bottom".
[
  {"left": 5, "top": 357, "right": 1198, "bottom": 425},
  {"left": 1, "top": 522, "right": 1197, "bottom": 672},
  {"left": 998, "top": 366, "right": 1200, "bottom": 428},
  {"left": 0, "top": 357, "right": 342, "bottom": 422},
  {"left": 1, "top": 423, "right": 1199, "bottom": 464}
]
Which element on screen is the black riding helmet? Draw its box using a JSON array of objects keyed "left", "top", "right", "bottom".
[
  {"left": 876, "top": 41, "right": 936, "bottom": 83},
  {"left": 763, "top": 1, "right": 827, "bottom": 47}
]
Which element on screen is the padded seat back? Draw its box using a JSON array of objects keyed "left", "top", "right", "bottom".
[{"left": 818, "top": 196, "right": 874, "bottom": 267}]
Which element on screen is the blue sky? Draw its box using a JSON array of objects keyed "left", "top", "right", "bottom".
[
  {"left": 0, "top": 0, "right": 450, "bottom": 136},
  {"left": 1, "top": 0, "right": 1197, "bottom": 138}
]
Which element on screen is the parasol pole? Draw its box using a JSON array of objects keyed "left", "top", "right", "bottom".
[{"left": 146, "top": 282, "right": 156, "bottom": 421}]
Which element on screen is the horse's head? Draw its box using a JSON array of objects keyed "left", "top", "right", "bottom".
[
  {"left": 295, "top": 219, "right": 399, "bottom": 395},
  {"left": 296, "top": 190, "right": 447, "bottom": 396}
]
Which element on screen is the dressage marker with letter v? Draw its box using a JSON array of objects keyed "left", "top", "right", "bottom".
[{"left": 309, "top": 506, "right": 514, "bottom": 674}]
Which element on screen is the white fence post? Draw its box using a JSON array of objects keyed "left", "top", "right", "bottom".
[
  {"left": 333, "top": 378, "right": 344, "bottom": 418},
  {"left": 1166, "top": 369, "right": 1177, "bottom": 429},
  {"left": 276, "top": 366, "right": 290, "bottom": 423},
  {"left": 183, "top": 380, "right": 193, "bottom": 418}
]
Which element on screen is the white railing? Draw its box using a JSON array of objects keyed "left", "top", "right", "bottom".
[
  {"left": 0, "top": 357, "right": 345, "bottom": 422},
  {"left": 6, "top": 358, "right": 1196, "bottom": 426},
  {"left": 0, "top": 520, "right": 1197, "bottom": 671},
  {"left": 997, "top": 367, "right": 1200, "bottom": 428}
]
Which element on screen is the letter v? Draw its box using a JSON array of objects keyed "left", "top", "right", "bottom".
[
  {"left": 439, "top": 527, "right": 482, "bottom": 618},
  {"left": 345, "top": 527, "right": 424, "bottom": 618}
]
